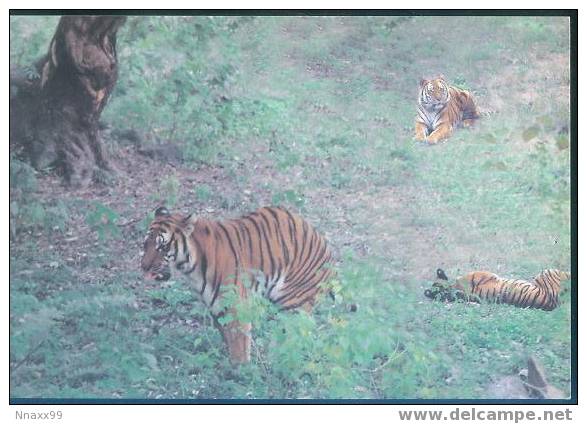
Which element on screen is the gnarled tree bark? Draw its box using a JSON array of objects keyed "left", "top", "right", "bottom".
[{"left": 10, "top": 16, "right": 126, "bottom": 187}]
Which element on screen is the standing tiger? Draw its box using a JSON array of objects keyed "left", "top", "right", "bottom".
[
  {"left": 415, "top": 76, "right": 480, "bottom": 144},
  {"left": 425, "top": 268, "right": 571, "bottom": 311},
  {"left": 140, "top": 206, "right": 335, "bottom": 363}
]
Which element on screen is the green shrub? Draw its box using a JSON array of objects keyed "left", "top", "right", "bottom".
[
  {"left": 271, "top": 189, "right": 306, "bottom": 210},
  {"left": 85, "top": 202, "right": 121, "bottom": 241},
  {"left": 9, "top": 16, "right": 60, "bottom": 65},
  {"left": 10, "top": 157, "right": 70, "bottom": 234},
  {"left": 104, "top": 17, "right": 257, "bottom": 165}
]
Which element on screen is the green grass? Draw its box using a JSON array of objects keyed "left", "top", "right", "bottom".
[
  {"left": 10, "top": 15, "right": 571, "bottom": 399},
  {"left": 10, "top": 253, "right": 572, "bottom": 399}
]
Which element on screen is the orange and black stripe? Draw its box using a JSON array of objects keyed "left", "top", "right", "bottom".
[
  {"left": 454, "top": 269, "right": 571, "bottom": 311},
  {"left": 416, "top": 77, "right": 480, "bottom": 142},
  {"left": 141, "top": 206, "right": 334, "bottom": 313}
]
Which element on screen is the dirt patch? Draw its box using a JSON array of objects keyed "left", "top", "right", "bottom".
[
  {"left": 485, "top": 375, "right": 529, "bottom": 399},
  {"left": 483, "top": 52, "right": 569, "bottom": 116},
  {"left": 10, "top": 146, "right": 239, "bottom": 287},
  {"left": 300, "top": 183, "right": 453, "bottom": 284},
  {"left": 11, "top": 139, "right": 450, "bottom": 292}
]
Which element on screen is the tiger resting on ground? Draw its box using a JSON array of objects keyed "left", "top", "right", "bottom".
[
  {"left": 415, "top": 75, "right": 480, "bottom": 144},
  {"left": 141, "top": 206, "right": 335, "bottom": 363},
  {"left": 424, "top": 268, "right": 571, "bottom": 311}
]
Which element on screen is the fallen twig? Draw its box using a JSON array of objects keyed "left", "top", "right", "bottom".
[{"left": 10, "top": 338, "right": 47, "bottom": 373}]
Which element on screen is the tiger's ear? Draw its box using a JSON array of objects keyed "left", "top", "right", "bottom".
[
  {"left": 155, "top": 206, "right": 170, "bottom": 217},
  {"left": 419, "top": 78, "right": 427, "bottom": 87},
  {"left": 436, "top": 74, "right": 446, "bottom": 81},
  {"left": 184, "top": 213, "right": 198, "bottom": 233},
  {"left": 437, "top": 268, "right": 449, "bottom": 281}
]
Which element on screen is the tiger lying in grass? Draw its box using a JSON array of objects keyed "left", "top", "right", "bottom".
[
  {"left": 141, "top": 206, "right": 335, "bottom": 363},
  {"left": 424, "top": 268, "right": 571, "bottom": 311},
  {"left": 415, "top": 75, "right": 480, "bottom": 144}
]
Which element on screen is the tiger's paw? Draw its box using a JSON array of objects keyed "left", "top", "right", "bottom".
[
  {"left": 414, "top": 134, "right": 436, "bottom": 144},
  {"left": 424, "top": 281, "right": 466, "bottom": 303}
]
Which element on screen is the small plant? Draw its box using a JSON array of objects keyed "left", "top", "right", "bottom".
[
  {"left": 159, "top": 175, "right": 181, "bottom": 207},
  {"left": 9, "top": 16, "right": 60, "bottom": 65},
  {"left": 85, "top": 202, "right": 121, "bottom": 241},
  {"left": 271, "top": 189, "right": 305, "bottom": 210},
  {"left": 10, "top": 156, "right": 70, "bottom": 234},
  {"left": 329, "top": 168, "right": 352, "bottom": 189},
  {"left": 135, "top": 210, "right": 155, "bottom": 234},
  {"left": 10, "top": 157, "right": 38, "bottom": 193},
  {"left": 194, "top": 184, "right": 213, "bottom": 202}
]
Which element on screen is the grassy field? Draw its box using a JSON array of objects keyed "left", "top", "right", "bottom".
[{"left": 9, "top": 15, "right": 572, "bottom": 400}]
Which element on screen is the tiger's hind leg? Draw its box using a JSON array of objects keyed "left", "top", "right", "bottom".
[
  {"left": 224, "top": 320, "right": 252, "bottom": 364},
  {"left": 461, "top": 118, "right": 477, "bottom": 128},
  {"left": 216, "top": 313, "right": 252, "bottom": 364},
  {"left": 300, "top": 268, "right": 337, "bottom": 314},
  {"left": 301, "top": 301, "right": 314, "bottom": 314},
  {"left": 461, "top": 96, "right": 481, "bottom": 125}
]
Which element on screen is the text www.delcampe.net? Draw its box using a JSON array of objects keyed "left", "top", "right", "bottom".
[{"left": 398, "top": 407, "right": 573, "bottom": 422}]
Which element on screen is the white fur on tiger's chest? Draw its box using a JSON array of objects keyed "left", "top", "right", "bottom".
[
  {"left": 418, "top": 105, "right": 443, "bottom": 131},
  {"left": 183, "top": 267, "right": 214, "bottom": 307}
]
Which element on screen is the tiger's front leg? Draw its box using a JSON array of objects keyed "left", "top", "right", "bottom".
[
  {"left": 414, "top": 121, "right": 429, "bottom": 141},
  {"left": 461, "top": 119, "right": 477, "bottom": 128},
  {"left": 426, "top": 123, "right": 453, "bottom": 144},
  {"left": 219, "top": 315, "right": 252, "bottom": 364}
]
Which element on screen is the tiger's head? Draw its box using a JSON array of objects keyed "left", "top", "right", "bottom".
[
  {"left": 419, "top": 76, "right": 450, "bottom": 110},
  {"left": 141, "top": 206, "right": 197, "bottom": 281},
  {"left": 545, "top": 269, "right": 571, "bottom": 282},
  {"left": 535, "top": 269, "right": 572, "bottom": 292}
]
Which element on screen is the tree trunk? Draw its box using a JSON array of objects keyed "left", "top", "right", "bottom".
[{"left": 10, "top": 16, "right": 126, "bottom": 187}]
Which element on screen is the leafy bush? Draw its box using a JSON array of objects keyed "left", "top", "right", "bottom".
[
  {"left": 157, "top": 175, "right": 181, "bottom": 208},
  {"left": 9, "top": 16, "right": 60, "bottom": 65},
  {"left": 271, "top": 189, "right": 306, "bottom": 210},
  {"left": 193, "top": 184, "right": 213, "bottom": 202},
  {"left": 104, "top": 17, "right": 258, "bottom": 165},
  {"left": 85, "top": 202, "right": 121, "bottom": 241},
  {"left": 10, "top": 157, "right": 38, "bottom": 192},
  {"left": 10, "top": 157, "right": 70, "bottom": 235}
]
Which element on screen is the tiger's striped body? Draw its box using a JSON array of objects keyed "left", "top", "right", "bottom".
[
  {"left": 141, "top": 206, "right": 334, "bottom": 363},
  {"left": 427, "top": 269, "right": 571, "bottom": 311},
  {"left": 415, "top": 76, "right": 480, "bottom": 144}
]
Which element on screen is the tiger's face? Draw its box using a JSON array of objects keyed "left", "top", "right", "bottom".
[
  {"left": 141, "top": 229, "right": 173, "bottom": 281},
  {"left": 420, "top": 77, "right": 449, "bottom": 109},
  {"left": 141, "top": 206, "right": 200, "bottom": 281},
  {"left": 141, "top": 207, "right": 178, "bottom": 281}
]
